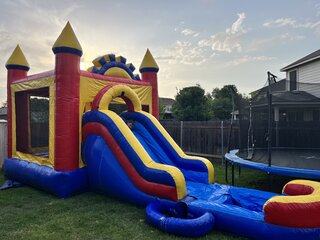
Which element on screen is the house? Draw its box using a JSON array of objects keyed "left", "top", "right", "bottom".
[
  {"left": 251, "top": 49, "right": 320, "bottom": 122},
  {"left": 159, "top": 97, "right": 175, "bottom": 119},
  {"left": 231, "top": 110, "right": 239, "bottom": 120},
  {"left": 0, "top": 107, "right": 7, "bottom": 120},
  {"left": 281, "top": 49, "right": 320, "bottom": 97},
  {"left": 248, "top": 49, "right": 320, "bottom": 149}
]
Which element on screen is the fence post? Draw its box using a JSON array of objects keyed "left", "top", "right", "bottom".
[
  {"left": 180, "top": 121, "right": 183, "bottom": 149},
  {"left": 0, "top": 120, "right": 8, "bottom": 169},
  {"left": 221, "top": 120, "right": 224, "bottom": 165}
]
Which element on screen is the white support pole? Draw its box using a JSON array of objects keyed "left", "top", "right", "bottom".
[
  {"left": 274, "top": 106, "right": 279, "bottom": 147},
  {"left": 274, "top": 106, "right": 279, "bottom": 122},
  {"left": 0, "top": 120, "right": 8, "bottom": 169},
  {"left": 221, "top": 120, "right": 224, "bottom": 165},
  {"left": 180, "top": 121, "right": 183, "bottom": 149}
]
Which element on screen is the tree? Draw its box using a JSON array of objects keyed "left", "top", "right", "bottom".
[
  {"left": 158, "top": 98, "right": 166, "bottom": 120},
  {"left": 212, "top": 85, "right": 238, "bottom": 100},
  {"left": 1, "top": 100, "right": 7, "bottom": 108},
  {"left": 30, "top": 97, "right": 49, "bottom": 123},
  {"left": 172, "top": 85, "right": 212, "bottom": 121},
  {"left": 211, "top": 97, "right": 233, "bottom": 120},
  {"left": 210, "top": 85, "right": 248, "bottom": 120}
]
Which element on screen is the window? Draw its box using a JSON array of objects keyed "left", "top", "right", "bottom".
[
  {"left": 279, "top": 110, "right": 288, "bottom": 122},
  {"left": 15, "top": 87, "right": 49, "bottom": 157},
  {"left": 288, "top": 111, "right": 296, "bottom": 121},
  {"left": 296, "top": 111, "right": 303, "bottom": 121},
  {"left": 303, "top": 111, "right": 313, "bottom": 121},
  {"left": 29, "top": 96, "right": 49, "bottom": 152},
  {"left": 289, "top": 70, "right": 297, "bottom": 91},
  {"left": 165, "top": 105, "right": 172, "bottom": 113}
]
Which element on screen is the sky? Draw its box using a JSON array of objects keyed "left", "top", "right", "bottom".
[{"left": 0, "top": 0, "right": 320, "bottom": 105}]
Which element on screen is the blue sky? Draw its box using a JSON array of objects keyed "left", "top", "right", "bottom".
[{"left": 1, "top": 0, "right": 320, "bottom": 104}]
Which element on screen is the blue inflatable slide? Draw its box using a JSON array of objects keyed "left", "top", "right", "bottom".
[{"left": 82, "top": 109, "right": 320, "bottom": 239}]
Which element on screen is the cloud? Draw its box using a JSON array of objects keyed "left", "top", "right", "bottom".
[
  {"left": 0, "top": 1, "right": 82, "bottom": 104},
  {"left": 198, "top": 12, "right": 248, "bottom": 53},
  {"left": 228, "top": 12, "right": 247, "bottom": 34},
  {"left": 174, "top": 21, "right": 185, "bottom": 31},
  {"left": 280, "top": 33, "right": 305, "bottom": 41},
  {"left": 159, "top": 40, "right": 207, "bottom": 66},
  {"left": 226, "top": 55, "right": 276, "bottom": 66},
  {"left": 174, "top": 22, "right": 200, "bottom": 37},
  {"left": 156, "top": 55, "right": 175, "bottom": 61},
  {"left": 263, "top": 18, "right": 296, "bottom": 28},
  {"left": 181, "top": 28, "right": 200, "bottom": 37},
  {"left": 0, "top": 1, "right": 81, "bottom": 73},
  {"left": 161, "top": 13, "right": 249, "bottom": 66},
  {"left": 263, "top": 17, "right": 320, "bottom": 34},
  {"left": 246, "top": 33, "right": 305, "bottom": 52}
]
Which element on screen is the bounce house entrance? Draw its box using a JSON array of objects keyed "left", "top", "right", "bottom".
[
  {"left": 108, "top": 103, "right": 150, "bottom": 115},
  {"left": 15, "top": 87, "right": 49, "bottom": 157},
  {"left": 109, "top": 103, "right": 128, "bottom": 115}
]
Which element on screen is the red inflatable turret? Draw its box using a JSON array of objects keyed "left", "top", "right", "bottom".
[
  {"left": 5, "top": 45, "right": 30, "bottom": 158},
  {"left": 52, "top": 22, "right": 82, "bottom": 171},
  {"left": 139, "top": 49, "right": 159, "bottom": 119}
]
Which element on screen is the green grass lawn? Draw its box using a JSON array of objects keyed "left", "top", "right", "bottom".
[{"left": 0, "top": 163, "right": 294, "bottom": 240}]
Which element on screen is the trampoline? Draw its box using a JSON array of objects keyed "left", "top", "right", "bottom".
[
  {"left": 225, "top": 72, "right": 320, "bottom": 183},
  {"left": 226, "top": 149, "right": 320, "bottom": 180}
]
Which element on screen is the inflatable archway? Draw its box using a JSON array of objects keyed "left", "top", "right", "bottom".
[{"left": 91, "top": 84, "right": 142, "bottom": 112}]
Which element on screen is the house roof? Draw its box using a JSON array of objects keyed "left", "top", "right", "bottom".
[
  {"left": 251, "top": 91, "right": 320, "bottom": 108},
  {"left": 281, "top": 49, "right": 320, "bottom": 72},
  {"left": 251, "top": 79, "right": 286, "bottom": 96},
  {"left": 0, "top": 107, "right": 7, "bottom": 115},
  {"left": 159, "top": 97, "right": 175, "bottom": 106}
]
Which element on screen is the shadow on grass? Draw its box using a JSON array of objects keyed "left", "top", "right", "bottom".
[{"left": 0, "top": 163, "right": 293, "bottom": 240}]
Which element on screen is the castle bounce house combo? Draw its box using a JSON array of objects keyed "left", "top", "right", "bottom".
[{"left": 3, "top": 22, "right": 320, "bottom": 239}]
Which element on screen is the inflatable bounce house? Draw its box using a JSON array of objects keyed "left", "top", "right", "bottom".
[{"left": 3, "top": 22, "right": 320, "bottom": 239}]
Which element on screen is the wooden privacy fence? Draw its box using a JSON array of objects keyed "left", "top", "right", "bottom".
[
  {"left": 160, "top": 120, "right": 239, "bottom": 161},
  {"left": 0, "top": 119, "right": 240, "bottom": 167},
  {"left": 0, "top": 120, "right": 7, "bottom": 168}
]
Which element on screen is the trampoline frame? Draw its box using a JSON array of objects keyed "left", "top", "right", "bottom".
[
  {"left": 225, "top": 72, "right": 320, "bottom": 184},
  {"left": 225, "top": 149, "right": 320, "bottom": 185}
]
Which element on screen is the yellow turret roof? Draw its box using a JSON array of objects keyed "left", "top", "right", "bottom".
[
  {"left": 5, "top": 45, "right": 30, "bottom": 70},
  {"left": 52, "top": 22, "right": 82, "bottom": 56},
  {"left": 139, "top": 49, "right": 159, "bottom": 72}
]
